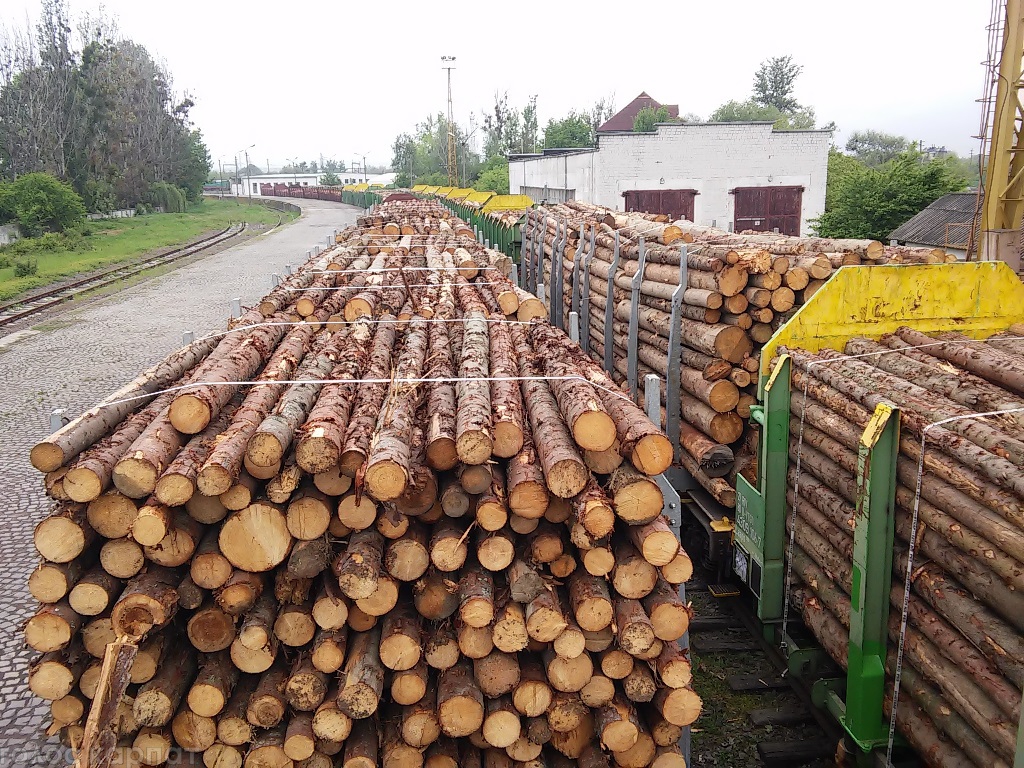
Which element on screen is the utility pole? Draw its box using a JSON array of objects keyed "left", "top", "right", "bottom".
[
  {"left": 218, "top": 159, "right": 224, "bottom": 199},
  {"left": 442, "top": 55, "right": 458, "bottom": 187},
  {"left": 245, "top": 150, "right": 252, "bottom": 202}
]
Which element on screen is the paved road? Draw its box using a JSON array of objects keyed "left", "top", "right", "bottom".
[{"left": 0, "top": 198, "right": 359, "bottom": 762}]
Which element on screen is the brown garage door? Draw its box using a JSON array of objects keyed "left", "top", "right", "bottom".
[
  {"left": 732, "top": 186, "right": 803, "bottom": 236},
  {"left": 623, "top": 189, "right": 697, "bottom": 221}
]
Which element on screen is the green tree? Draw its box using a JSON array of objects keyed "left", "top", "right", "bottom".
[
  {"left": 710, "top": 99, "right": 816, "bottom": 130},
  {"left": 942, "top": 152, "right": 981, "bottom": 188},
  {"left": 812, "top": 151, "right": 967, "bottom": 240},
  {"left": 633, "top": 105, "right": 670, "bottom": 132},
  {"left": 753, "top": 55, "right": 802, "bottom": 113},
  {"left": 174, "top": 130, "right": 212, "bottom": 201},
  {"left": 9, "top": 172, "right": 86, "bottom": 235},
  {"left": 845, "top": 130, "right": 911, "bottom": 167},
  {"left": 474, "top": 157, "right": 509, "bottom": 194},
  {"left": 543, "top": 111, "right": 594, "bottom": 148},
  {"left": 320, "top": 171, "right": 341, "bottom": 186}
]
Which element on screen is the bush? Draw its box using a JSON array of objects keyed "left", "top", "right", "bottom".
[
  {"left": 14, "top": 256, "right": 38, "bottom": 277},
  {"left": 147, "top": 182, "right": 187, "bottom": 213},
  {"left": 8, "top": 173, "right": 87, "bottom": 237},
  {"left": 81, "top": 179, "right": 118, "bottom": 214},
  {"left": 0, "top": 229, "right": 92, "bottom": 257},
  {"left": 0, "top": 255, "right": 11, "bottom": 269},
  {"left": 0, "top": 183, "right": 14, "bottom": 224}
]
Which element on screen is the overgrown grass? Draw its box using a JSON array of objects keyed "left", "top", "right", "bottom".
[{"left": 0, "top": 199, "right": 294, "bottom": 303}]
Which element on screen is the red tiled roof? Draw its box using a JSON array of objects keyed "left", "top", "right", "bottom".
[{"left": 598, "top": 92, "right": 680, "bottom": 132}]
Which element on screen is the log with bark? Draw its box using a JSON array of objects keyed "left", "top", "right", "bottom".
[{"left": 27, "top": 201, "right": 703, "bottom": 767}]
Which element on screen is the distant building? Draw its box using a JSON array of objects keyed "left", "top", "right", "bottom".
[
  {"left": 230, "top": 172, "right": 397, "bottom": 197},
  {"left": 509, "top": 121, "right": 831, "bottom": 236},
  {"left": 597, "top": 92, "right": 680, "bottom": 133},
  {"left": 889, "top": 191, "right": 979, "bottom": 259}
]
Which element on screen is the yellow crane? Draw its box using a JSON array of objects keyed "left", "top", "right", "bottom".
[{"left": 977, "top": 0, "right": 1024, "bottom": 261}]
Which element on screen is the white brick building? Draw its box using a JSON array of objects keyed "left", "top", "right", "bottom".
[{"left": 508, "top": 122, "right": 831, "bottom": 236}]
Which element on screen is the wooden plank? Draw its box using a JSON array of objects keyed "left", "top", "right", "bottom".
[
  {"left": 689, "top": 615, "right": 743, "bottom": 632},
  {"left": 757, "top": 738, "right": 835, "bottom": 766},
  {"left": 691, "top": 635, "right": 760, "bottom": 654},
  {"left": 726, "top": 673, "right": 788, "bottom": 692},
  {"left": 749, "top": 705, "right": 812, "bottom": 727}
]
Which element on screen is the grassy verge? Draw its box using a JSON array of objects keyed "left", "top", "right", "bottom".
[{"left": 0, "top": 199, "right": 296, "bottom": 303}]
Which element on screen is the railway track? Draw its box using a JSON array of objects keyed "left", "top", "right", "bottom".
[{"left": 0, "top": 222, "right": 252, "bottom": 329}]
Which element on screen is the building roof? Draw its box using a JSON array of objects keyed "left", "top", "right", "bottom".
[
  {"left": 597, "top": 92, "right": 679, "bottom": 133},
  {"left": 889, "top": 192, "right": 979, "bottom": 248}
]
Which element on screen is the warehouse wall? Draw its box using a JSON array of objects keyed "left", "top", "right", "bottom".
[{"left": 509, "top": 123, "right": 831, "bottom": 235}]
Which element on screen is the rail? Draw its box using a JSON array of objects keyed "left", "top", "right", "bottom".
[{"left": 0, "top": 223, "right": 248, "bottom": 329}]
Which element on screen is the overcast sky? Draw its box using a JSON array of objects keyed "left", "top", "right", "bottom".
[{"left": 7, "top": 0, "right": 990, "bottom": 171}]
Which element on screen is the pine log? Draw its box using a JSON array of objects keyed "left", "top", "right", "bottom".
[{"left": 509, "top": 323, "right": 588, "bottom": 497}]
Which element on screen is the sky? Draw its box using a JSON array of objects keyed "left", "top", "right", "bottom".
[{"left": 5, "top": 0, "right": 992, "bottom": 171}]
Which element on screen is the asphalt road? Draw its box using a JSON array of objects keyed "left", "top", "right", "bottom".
[{"left": 0, "top": 197, "right": 360, "bottom": 761}]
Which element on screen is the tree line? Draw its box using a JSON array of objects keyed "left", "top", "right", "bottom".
[{"left": 0, "top": 0, "right": 211, "bottom": 217}]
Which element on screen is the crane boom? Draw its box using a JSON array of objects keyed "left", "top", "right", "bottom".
[{"left": 980, "top": 0, "right": 1024, "bottom": 259}]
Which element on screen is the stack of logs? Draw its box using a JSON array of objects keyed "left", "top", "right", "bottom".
[
  {"left": 531, "top": 200, "right": 953, "bottom": 509},
  {"left": 780, "top": 327, "right": 1024, "bottom": 767},
  {"left": 26, "top": 199, "right": 700, "bottom": 768}
]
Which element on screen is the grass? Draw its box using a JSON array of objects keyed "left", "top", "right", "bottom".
[{"left": 0, "top": 199, "right": 295, "bottom": 303}]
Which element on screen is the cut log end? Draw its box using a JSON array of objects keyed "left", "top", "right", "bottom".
[
  {"left": 426, "top": 438, "right": 459, "bottom": 471},
  {"left": 546, "top": 460, "right": 589, "bottom": 499},
  {"left": 456, "top": 431, "right": 494, "bottom": 466},
  {"left": 364, "top": 461, "right": 408, "bottom": 501},
  {"left": 31, "top": 442, "right": 66, "bottom": 473},
  {"left": 630, "top": 435, "right": 673, "bottom": 476},
  {"left": 63, "top": 468, "right": 103, "bottom": 503},
  {"left": 169, "top": 395, "right": 211, "bottom": 435}
]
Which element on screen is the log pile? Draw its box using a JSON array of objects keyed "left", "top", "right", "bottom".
[
  {"left": 529, "top": 200, "right": 955, "bottom": 509},
  {"left": 779, "top": 328, "right": 1024, "bottom": 767},
  {"left": 27, "top": 199, "right": 699, "bottom": 768}
]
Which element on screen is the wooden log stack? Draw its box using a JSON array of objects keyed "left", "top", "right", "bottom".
[
  {"left": 530, "top": 200, "right": 954, "bottom": 510},
  {"left": 779, "top": 328, "right": 1024, "bottom": 767},
  {"left": 27, "top": 199, "right": 699, "bottom": 768}
]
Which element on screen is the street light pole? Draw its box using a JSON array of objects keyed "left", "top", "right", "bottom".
[{"left": 239, "top": 144, "right": 255, "bottom": 203}]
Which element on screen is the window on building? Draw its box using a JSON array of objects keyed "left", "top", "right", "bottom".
[{"left": 252, "top": 183, "right": 258, "bottom": 193}]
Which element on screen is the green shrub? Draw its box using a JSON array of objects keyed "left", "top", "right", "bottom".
[
  {"left": 9, "top": 173, "right": 87, "bottom": 236},
  {"left": 147, "top": 182, "right": 187, "bottom": 213},
  {"left": 0, "top": 183, "right": 14, "bottom": 224},
  {"left": 14, "top": 256, "right": 38, "bottom": 277},
  {"left": 0, "top": 230, "right": 92, "bottom": 257},
  {"left": 81, "top": 179, "right": 118, "bottom": 214},
  {"left": 0, "top": 255, "right": 11, "bottom": 269}
]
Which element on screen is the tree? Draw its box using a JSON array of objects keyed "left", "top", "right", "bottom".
[
  {"left": 9, "top": 172, "right": 86, "bottom": 235},
  {"left": 320, "top": 171, "right": 341, "bottom": 186},
  {"left": 474, "top": 157, "right": 509, "bottom": 195},
  {"left": 589, "top": 95, "right": 616, "bottom": 136},
  {"left": 812, "top": 151, "right": 967, "bottom": 240},
  {"left": 845, "top": 130, "right": 911, "bottom": 167},
  {"left": 633, "top": 105, "right": 670, "bottom": 132},
  {"left": 544, "top": 111, "right": 594, "bottom": 149},
  {"left": 710, "top": 99, "right": 816, "bottom": 130},
  {"left": 482, "top": 92, "right": 539, "bottom": 157},
  {"left": 0, "top": 4, "right": 214, "bottom": 210},
  {"left": 521, "top": 95, "right": 539, "bottom": 154},
  {"left": 173, "top": 130, "right": 211, "bottom": 202},
  {"left": 389, "top": 112, "right": 482, "bottom": 186},
  {"left": 753, "top": 55, "right": 802, "bottom": 113}
]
